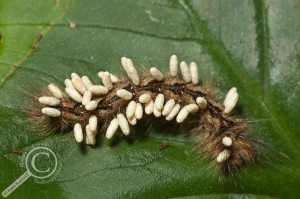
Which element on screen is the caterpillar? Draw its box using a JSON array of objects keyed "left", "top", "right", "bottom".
[{"left": 31, "top": 55, "right": 256, "bottom": 173}]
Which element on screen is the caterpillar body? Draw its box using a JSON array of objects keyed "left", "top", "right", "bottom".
[{"left": 31, "top": 55, "right": 256, "bottom": 173}]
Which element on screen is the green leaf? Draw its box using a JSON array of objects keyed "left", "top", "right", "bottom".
[{"left": 0, "top": 0, "right": 299, "bottom": 198}]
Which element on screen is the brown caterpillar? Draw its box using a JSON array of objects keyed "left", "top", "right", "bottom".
[{"left": 31, "top": 55, "right": 256, "bottom": 173}]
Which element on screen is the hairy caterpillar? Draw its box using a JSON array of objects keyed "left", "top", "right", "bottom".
[{"left": 31, "top": 55, "right": 256, "bottom": 173}]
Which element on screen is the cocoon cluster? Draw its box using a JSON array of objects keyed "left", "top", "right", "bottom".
[{"left": 36, "top": 54, "right": 245, "bottom": 170}]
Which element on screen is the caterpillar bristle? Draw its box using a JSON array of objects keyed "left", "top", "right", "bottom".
[{"left": 30, "top": 55, "right": 257, "bottom": 173}]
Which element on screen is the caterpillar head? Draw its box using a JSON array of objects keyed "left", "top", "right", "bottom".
[
  {"left": 197, "top": 116, "right": 256, "bottom": 173},
  {"left": 223, "top": 119, "right": 256, "bottom": 173}
]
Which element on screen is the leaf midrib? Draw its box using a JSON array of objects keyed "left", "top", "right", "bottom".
[{"left": 253, "top": 0, "right": 271, "bottom": 97}]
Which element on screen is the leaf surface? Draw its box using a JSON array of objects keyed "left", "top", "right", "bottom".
[{"left": 0, "top": 0, "right": 299, "bottom": 198}]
